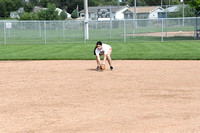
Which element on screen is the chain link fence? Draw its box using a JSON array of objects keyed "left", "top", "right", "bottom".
[{"left": 0, "top": 17, "right": 199, "bottom": 45}]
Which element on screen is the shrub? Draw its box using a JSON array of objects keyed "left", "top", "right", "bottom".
[
  {"left": 71, "top": 9, "right": 79, "bottom": 19},
  {"left": 60, "top": 10, "right": 68, "bottom": 20},
  {"left": 20, "top": 12, "right": 38, "bottom": 20}
]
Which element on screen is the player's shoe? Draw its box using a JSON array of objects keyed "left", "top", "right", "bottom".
[
  {"left": 110, "top": 66, "right": 114, "bottom": 71},
  {"left": 96, "top": 66, "right": 100, "bottom": 71}
]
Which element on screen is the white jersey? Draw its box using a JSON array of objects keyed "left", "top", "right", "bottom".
[{"left": 95, "top": 44, "right": 112, "bottom": 56}]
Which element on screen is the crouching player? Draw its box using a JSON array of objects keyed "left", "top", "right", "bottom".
[{"left": 94, "top": 41, "right": 114, "bottom": 71}]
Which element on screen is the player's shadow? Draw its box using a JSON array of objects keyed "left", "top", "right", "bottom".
[
  {"left": 87, "top": 68, "right": 105, "bottom": 72},
  {"left": 87, "top": 68, "right": 97, "bottom": 71}
]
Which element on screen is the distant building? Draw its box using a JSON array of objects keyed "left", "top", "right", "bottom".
[
  {"left": 158, "top": 5, "right": 179, "bottom": 18},
  {"left": 79, "top": 6, "right": 128, "bottom": 20},
  {"left": 80, "top": 6, "right": 164, "bottom": 20},
  {"left": 126, "top": 6, "right": 164, "bottom": 19},
  {"left": 10, "top": 7, "right": 24, "bottom": 19},
  {"left": 23, "top": 0, "right": 40, "bottom": 3}
]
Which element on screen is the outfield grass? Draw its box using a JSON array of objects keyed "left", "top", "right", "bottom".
[{"left": 0, "top": 41, "right": 200, "bottom": 60}]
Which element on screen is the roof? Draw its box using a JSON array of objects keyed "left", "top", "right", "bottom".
[
  {"left": 80, "top": 6, "right": 127, "bottom": 13},
  {"left": 129, "top": 6, "right": 162, "bottom": 13},
  {"left": 164, "top": 5, "right": 179, "bottom": 12}
]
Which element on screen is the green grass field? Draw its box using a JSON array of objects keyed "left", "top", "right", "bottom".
[{"left": 0, "top": 41, "right": 200, "bottom": 60}]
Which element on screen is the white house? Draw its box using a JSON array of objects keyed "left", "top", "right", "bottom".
[
  {"left": 115, "top": 6, "right": 129, "bottom": 20},
  {"left": 148, "top": 7, "right": 164, "bottom": 19}
]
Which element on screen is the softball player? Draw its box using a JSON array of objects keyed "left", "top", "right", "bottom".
[{"left": 94, "top": 41, "right": 114, "bottom": 71}]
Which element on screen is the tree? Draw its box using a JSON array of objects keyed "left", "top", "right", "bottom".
[
  {"left": 186, "top": 0, "right": 200, "bottom": 13},
  {"left": 71, "top": 9, "right": 79, "bottom": 19},
  {"left": 66, "top": 0, "right": 83, "bottom": 14},
  {"left": 0, "top": 0, "right": 6, "bottom": 17},
  {"left": 4, "top": 0, "right": 14, "bottom": 17},
  {"left": 168, "top": 5, "right": 196, "bottom": 18},
  {"left": 40, "top": 0, "right": 49, "bottom": 7},
  {"left": 29, "top": 0, "right": 40, "bottom": 6},
  {"left": 103, "top": 0, "right": 118, "bottom": 5},
  {"left": 123, "top": 0, "right": 146, "bottom": 6},
  {"left": 60, "top": 10, "right": 68, "bottom": 20},
  {"left": 24, "top": 3, "right": 34, "bottom": 12},
  {"left": 37, "top": 3, "right": 59, "bottom": 20},
  {"left": 13, "top": 0, "right": 24, "bottom": 11},
  {"left": 170, "top": 0, "right": 181, "bottom": 5}
]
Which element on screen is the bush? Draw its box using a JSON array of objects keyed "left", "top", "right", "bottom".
[
  {"left": 71, "top": 9, "right": 79, "bottom": 19},
  {"left": 20, "top": 12, "right": 38, "bottom": 20},
  {"left": 60, "top": 10, "right": 68, "bottom": 20}
]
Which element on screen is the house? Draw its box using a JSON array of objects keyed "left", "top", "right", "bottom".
[
  {"left": 158, "top": 5, "right": 179, "bottom": 18},
  {"left": 79, "top": 6, "right": 128, "bottom": 20},
  {"left": 10, "top": 7, "right": 24, "bottom": 19},
  {"left": 126, "top": 6, "right": 164, "bottom": 19},
  {"left": 80, "top": 6, "right": 164, "bottom": 20}
]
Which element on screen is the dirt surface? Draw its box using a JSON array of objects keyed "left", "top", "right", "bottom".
[
  {"left": 127, "top": 31, "right": 194, "bottom": 37},
  {"left": 0, "top": 60, "right": 200, "bottom": 133}
]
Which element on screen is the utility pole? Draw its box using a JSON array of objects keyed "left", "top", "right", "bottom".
[
  {"left": 84, "top": 0, "right": 89, "bottom": 39},
  {"left": 181, "top": 0, "right": 184, "bottom": 26},
  {"left": 161, "top": 0, "right": 162, "bottom": 7},
  {"left": 134, "top": 0, "right": 136, "bottom": 19}
]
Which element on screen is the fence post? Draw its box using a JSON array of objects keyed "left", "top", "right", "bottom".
[
  {"left": 62, "top": 21, "right": 65, "bottom": 39},
  {"left": 84, "top": 21, "right": 86, "bottom": 43},
  {"left": 20, "top": 21, "right": 22, "bottom": 30},
  {"left": 110, "top": 6, "right": 112, "bottom": 40},
  {"left": 161, "top": 19, "right": 164, "bottom": 42},
  {"left": 110, "top": 19, "right": 112, "bottom": 40},
  {"left": 4, "top": 21, "right": 6, "bottom": 45},
  {"left": 194, "top": 18, "right": 196, "bottom": 39},
  {"left": 44, "top": 21, "right": 46, "bottom": 44},
  {"left": 132, "top": 19, "right": 135, "bottom": 38},
  {"left": 39, "top": 21, "right": 41, "bottom": 38},
  {"left": 96, "top": 20, "right": 97, "bottom": 29},
  {"left": 124, "top": 20, "right": 126, "bottom": 43},
  {"left": 165, "top": 19, "right": 168, "bottom": 38}
]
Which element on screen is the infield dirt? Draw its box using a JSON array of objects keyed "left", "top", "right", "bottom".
[{"left": 0, "top": 60, "right": 200, "bottom": 133}]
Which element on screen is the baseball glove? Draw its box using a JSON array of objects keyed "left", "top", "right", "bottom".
[{"left": 100, "top": 64, "right": 106, "bottom": 70}]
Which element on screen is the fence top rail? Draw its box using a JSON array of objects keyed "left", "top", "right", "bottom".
[
  {"left": 0, "top": 17, "right": 197, "bottom": 23},
  {"left": 0, "top": 20, "right": 85, "bottom": 23}
]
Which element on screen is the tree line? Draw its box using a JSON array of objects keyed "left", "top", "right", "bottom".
[{"left": 0, "top": 0, "right": 199, "bottom": 20}]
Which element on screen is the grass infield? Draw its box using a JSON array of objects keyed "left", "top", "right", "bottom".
[{"left": 0, "top": 41, "right": 200, "bottom": 60}]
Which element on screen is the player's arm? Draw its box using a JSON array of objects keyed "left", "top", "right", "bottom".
[
  {"left": 103, "top": 48, "right": 109, "bottom": 64},
  {"left": 103, "top": 54, "right": 107, "bottom": 64}
]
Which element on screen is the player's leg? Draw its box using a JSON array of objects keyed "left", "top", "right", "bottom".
[
  {"left": 106, "top": 49, "right": 114, "bottom": 70},
  {"left": 96, "top": 55, "right": 101, "bottom": 71}
]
